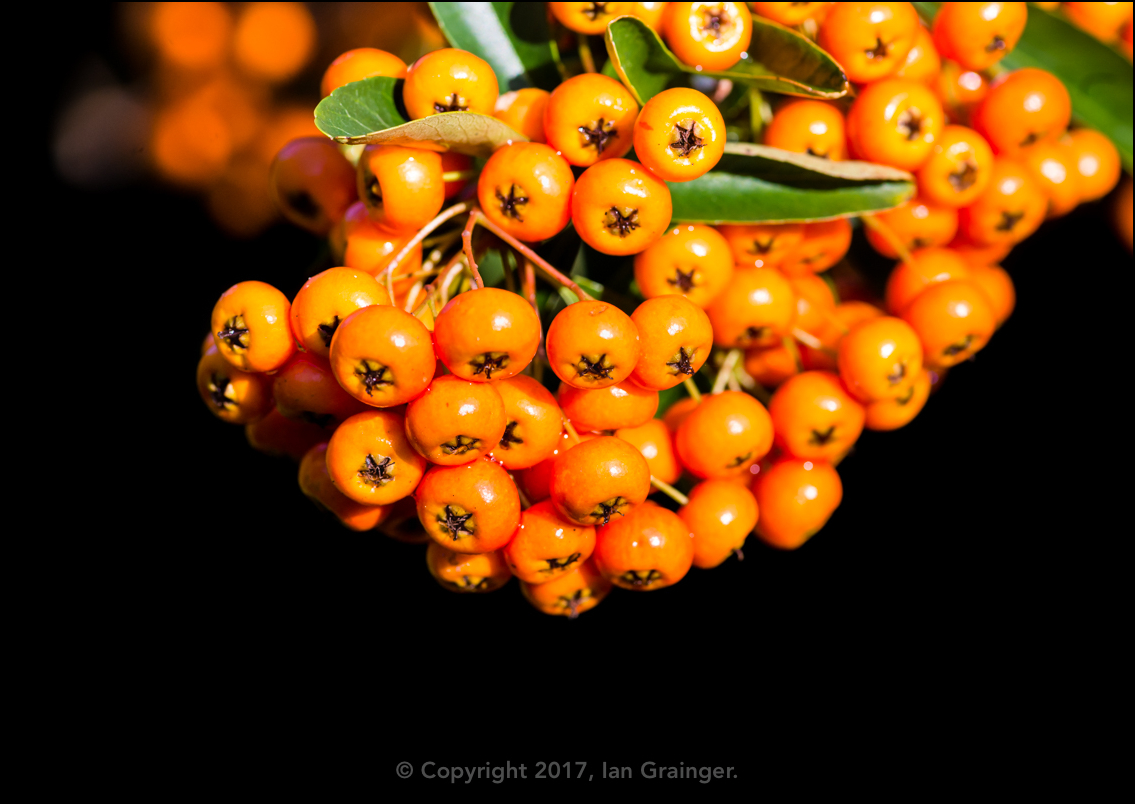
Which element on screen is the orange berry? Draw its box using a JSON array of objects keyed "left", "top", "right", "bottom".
[
  {"left": 966, "top": 264, "right": 1015, "bottom": 329},
  {"left": 415, "top": 458, "right": 521, "bottom": 553},
  {"left": 769, "top": 370, "right": 865, "bottom": 461},
  {"left": 632, "top": 1, "right": 671, "bottom": 28},
  {"left": 520, "top": 558, "right": 612, "bottom": 617},
  {"left": 662, "top": 2, "right": 753, "bottom": 71},
  {"left": 932, "top": 2, "right": 1027, "bottom": 71},
  {"left": 884, "top": 246, "right": 972, "bottom": 315},
  {"left": 559, "top": 379, "right": 659, "bottom": 432},
  {"left": 150, "top": 1, "right": 232, "bottom": 71},
  {"left": 634, "top": 224, "right": 735, "bottom": 307},
  {"left": 629, "top": 295, "right": 714, "bottom": 390},
  {"left": 750, "top": 2, "right": 833, "bottom": 26},
  {"left": 432, "top": 287, "right": 541, "bottom": 382},
  {"left": 232, "top": 1, "right": 315, "bottom": 83},
  {"left": 1114, "top": 176, "right": 1133, "bottom": 252},
  {"left": 674, "top": 390, "right": 774, "bottom": 478},
  {"left": 1065, "top": 128, "right": 1123, "bottom": 203},
  {"left": 705, "top": 266, "right": 797, "bottom": 348},
  {"left": 211, "top": 280, "right": 296, "bottom": 373},
  {"left": 477, "top": 142, "right": 574, "bottom": 242},
  {"left": 800, "top": 299, "right": 887, "bottom": 371},
  {"left": 493, "top": 88, "right": 550, "bottom": 143},
  {"left": 402, "top": 48, "right": 499, "bottom": 119},
  {"left": 934, "top": 60, "right": 989, "bottom": 120},
  {"left": 1062, "top": 1, "right": 1133, "bottom": 42},
  {"left": 634, "top": 87, "right": 726, "bottom": 182},
  {"left": 299, "top": 442, "right": 389, "bottom": 532},
  {"left": 549, "top": 2, "right": 633, "bottom": 33},
  {"left": 426, "top": 542, "right": 512, "bottom": 592},
  {"left": 863, "top": 367, "right": 931, "bottom": 431},
  {"left": 616, "top": 418, "right": 683, "bottom": 488},
  {"left": 865, "top": 198, "right": 958, "bottom": 258},
  {"left": 680, "top": 479, "right": 759, "bottom": 569},
  {"left": 269, "top": 137, "right": 357, "bottom": 236},
  {"left": 1020, "top": 139, "right": 1082, "bottom": 218},
  {"left": 901, "top": 279, "right": 997, "bottom": 369},
  {"left": 895, "top": 24, "right": 941, "bottom": 83},
  {"left": 718, "top": 222, "right": 805, "bottom": 270},
  {"left": 837, "top": 315, "right": 923, "bottom": 402},
  {"left": 339, "top": 202, "right": 423, "bottom": 281},
  {"left": 571, "top": 159, "right": 672, "bottom": 255},
  {"left": 504, "top": 499, "right": 597, "bottom": 584},
  {"left": 546, "top": 300, "right": 642, "bottom": 389},
  {"left": 272, "top": 352, "right": 367, "bottom": 427},
  {"left": 544, "top": 74, "right": 639, "bottom": 168},
  {"left": 743, "top": 342, "right": 801, "bottom": 387},
  {"left": 592, "top": 501, "right": 695, "bottom": 589},
  {"left": 957, "top": 157, "right": 1047, "bottom": 246},
  {"left": 915, "top": 125, "right": 995, "bottom": 208},
  {"left": 661, "top": 395, "right": 700, "bottom": 432},
  {"left": 197, "top": 344, "right": 274, "bottom": 424},
  {"left": 762, "top": 101, "right": 846, "bottom": 161},
  {"left": 817, "top": 2, "right": 921, "bottom": 84},
  {"left": 290, "top": 267, "right": 390, "bottom": 361},
  {"left": 751, "top": 457, "right": 842, "bottom": 549},
  {"left": 320, "top": 47, "right": 407, "bottom": 97},
  {"left": 404, "top": 375, "right": 507, "bottom": 465},
  {"left": 246, "top": 408, "right": 327, "bottom": 461},
  {"left": 549, "top": 435, "right": 652, "bottom": 526},
  {"left": 356, "top": 144, "right": 444, "bottom": 231},
  {"left": 972, "top": 68, "right": 1071, "bottom": 157},
  {"left": 779, "top": 218, "right": 852, "bottom": 275},
  {"left": 489, "top": 375, "right": 564, "bottom": 471},
  {"left": 946, "top": 231, "right": 1013, "bottom": 266},
  {"left": 328, "top": 304, "right": 435, "bottom": 407},
  {"left": 325, "top": 409, "right": 427, "bottom": 505},
  {"left": 788, "top": 273, "right": 837, "bottom": 335},
  {"left": 847, "top": 78, "right": 945, "bottom": 172}
]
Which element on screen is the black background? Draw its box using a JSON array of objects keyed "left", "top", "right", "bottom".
[{"left": 47, "top": 4, "right": 1131, "bottom": 779}]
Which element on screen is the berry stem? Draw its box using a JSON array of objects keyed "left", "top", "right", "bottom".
[
  {"left": 403, "top": 279, "right": 426, "bottom": 313},
  {"left": 578, "top": 35, "right": 596, "bottom": 73},
  {"left": 563, "top": 419, "right": 582, "bottom": 445},
  {"left": 712, "top": 348, "right": 742, "bottom": 394},
  {"left": 384, "top": 201, "right": 471, "bottom": 299},
  {"left": 473, "top": 213, "right": 595, "bottom": 301},
  {"left": 861, "top": 214, "right": 915, "bottom": 265},
  {"left": 442, "top": 169, "right": 477, "bottom": 183},
  {"left": 782, "top": 335, "right": 804, "bottom": 373},
  {"left": 732, "top": 362, "right": 771, "bottom": 404},
  {"left": 462, "top": 208, "right": 487, "bottom": 290},
  {"left": 411, "top": 280, "right": 439, "bottom": 319},
  {"left": 650, "top": 475, "right": 689, "bottom": 507},
  {"left": 793, "top": 327, "right": 834, "bottom": 355}
]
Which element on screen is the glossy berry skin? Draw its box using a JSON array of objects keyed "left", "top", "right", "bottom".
[
  {"left": 197, "top": 344, "right": 274, "bottom": 425},
  {"left": 572, "top": 159, "right": 673, "bottom": 256},
  {"left": 477, "top": 143, "right": 574, "bottom": 242},
  {"left": 246, "top": 408, "right": 328, "bottom": 461},
  {"left": 934, "top": 61, "right": 989, "bottom": 120},
  {"left": 432, "top": 287, "right": 541, "bottom": 382},
  {"left": 549, "top": 2, "right": 632, "bottom": 34},
  {"left": 751, "top": 2, "right": 833, "bottom": 26},
  {"left": 299, "top": 442, "right": 389, "bottom": 532},
  {"left": 662, "top": 2, "right": 753, "bottom": 72},
  {"left": 705, "top": 266, "right": 797, "bottom": 349},
  {"left": 679, "top": 480, "right": 759, "bottom": 569},
  {"left": 325, "top": 409, "right": 427, "bottom": 506},
  {"left": 957, "top": 157, "right": 1046, "bottom": 247},
  {"left": 884, "top": 246, "right": 972, "bottom": 315},
  {"left": 505, "top": 499, "right": 597, "bottom": 585},
  {"left": 593, "top": 501, "right": 694, "bottom": 590},
  {"left": 743, "top": 343, "right": 800, "bottom": 387},
  {"left": 426, "top": 542, "right": 512, "bottom": 593},
  {"left": 751, "top": 458, "right": 842, "bottom": 550},
  {"left": 1019, "top": 140, "right": 1081, "bottom": 218},
  {"left": 967, "top": 264, "right": 1015, "bottom": 328},
  {"left": 719, "top": 223, "right": 805, "bottom": 270},
  {"left": 800, "top": 300, "right": 886, "bottom": 372},
  {"left": 779, "top": 219, "right": 852, "bottom": 275},
  {"left": 971, "top": 68, "right": 1071, "bottom": 157},
  {"left": 616, "top": 419, "right": 682, "bottom": 487},
  {"left": 356, "top": 144, "right": 444, "bottom": 232},
  {"left": 404, "top": 375, "right": 508, "bottom": 466},
  {"left": 817, "top": 2, "right": 921, "bottom": 84},
  {"left": 489, "top": 375, "right": 564, "bottom": 470},
  {"left": 328, "top": 304, "right": 435, "bottom": 408},
  {"left": 901, "top": 279, "right": 996, "bottom": 369},
  {"left": 338, "top": 202, "right": 422, "bottom": 282},
  {"left": 769, "top": 371, "right": 866, "bottom": 462},
  {"left": 211, "top": 280, "right": 296, "bottom": 373},
  {"left": 402, "top": 48, "right": 499, "bottom": 119},
  {"left": 559, "top": 379, "right": 659, "bottom": 433},
  {"left": 493, "top": 88, "right": 550, "bottom": 143},
  {"left": 788, "top": 273, "right": 837, "bottom": 336},
  {"left": 549, "top": 436, "right": 652, "bottom": 526},
  {"left": 630, "top": 295, "right": 714, "bottom": 390},
  {"left": 290, "top": 267, "right": 390, "bottom": 361},
  {"left": 272, "top": 353, "right": 367, "bottom": 428},
  {"left": 270, "top": 137, "right": 357, "bottom": 236},
  {"left": 865, "top": 198, "right": 958, "bottom": 259},
  {"left": 546, "top": 300, "right": 642, "bottom": 390},
  {"left": 414, "top": 458, "right": 521, "bottom": 554},
  {"left": 847, "top": 78, "right": 945, "bottom": 172},
  {"left": 320, "top": 48, "right": 407, "bottom": 97},
  {"left": 915, "top": 125, "right": 995, "bottom": 208},
  {"left": 674, "top": 390, "right": 774, "bottom": 479},
  {"left": 634, "top": 224, "right": 735, "bottom": 307},
  {"left": 946, "top": 232, "right": 1013, "bottom": 268},
  {"left": 837, "top": 315, "right": 924, "bottom": 403},
  {"left": 1065, "top": 128, "right": 1123, "bottom": 203},
  {"left": 895, "top": 24, "right": 941, "bottom": 84},
  {"left": 520, "top": 558, "right": 612, "bottom": 618},
  {"left": 932, "top": 2, "right": 1027, "bottom": 71},
  {"left": 545, "top": 74, "right": 639, "bottom": 168},
  {"left": 634, "top": 88, "right": 726, "bottom": 183},
  {"left": 763, "top": 101, "right": 846, "bottom": 161},
  {"left": 1063, "top": 1, "right": 1134, "bottom": 42},
  {"left": 863, "top": 367, "right": 932, "bottom": 431}
]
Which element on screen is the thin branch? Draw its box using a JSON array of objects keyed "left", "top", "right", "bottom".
[
  {"left": 461, "top": 208, "right": 485, "bottom": 290},
  {"left": 683, "top": 376, "right": 702, "bottom": 403},
  {"left": 650, "top": 476, "right": 689, "bottom": 506},
  {"left": 382, "top": 201, "right": 470, "bottom": 298},
  {"left": 712, "top": 348, "right": 742, "bottom": 395},
  {"left": 473, "top": 214, "right": 595, "bottom": 301}
]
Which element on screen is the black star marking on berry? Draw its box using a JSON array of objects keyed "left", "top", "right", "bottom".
[
  {"left": 669, "top": 122, "right": 704, "bottom": 157},
  {"left": 216, "top": 317, "right": 249, "bottom": 351},
  {"left": 208, "top": 374, "right": 232, "bottom": 410},
  {"left": 667, "top": 267, "right": 697, "bottom": 291},
  {"left": 560, "top": 589, "right": 586, "bottom": 619},
  {"left": 355, "top": 361, "right": 393, "bottom": 396},
  {"left": 749, "top": 238, "right": 775, "bottom": 255},
  {"left": 666, "top": 347, "right": 696, "bottom": 376},
  {"left": 911, "top": 237, "right": 930, "bottom": 249},
  {"left": 742, "top": 325, "right": 769, "bottom": 344},
  {"left": 897, "top": 108, "right": 923, "bottom": 141},
  {"left": 806, "top": 147, "right": 829, "bottom": 159},
  {"left": 732, "top": 547, "right": 745, "bottom": 562},
  {"left": 578, "top": 118, "right": 615, "bottom": 153},
  {"left": 726, "top": 451, "right": 753, "bottom": 469},
  {"left": 996, "top": 210, "right": 1024, "bottom": 232},
  {"left": 943, "top": 334, "right": 974, "bottom": 357},
  {"left": 317, "top": 315, "right": 341, "bottom": 348},
  {"left": 896, "top": 385, "right": 916, "bottom": 406},
  {"left": 459, "top": 575, "right": 491, "bottom": 591},
  {"left": 948, "top": 161, "right": 978, "bottom": 193},
  {"left": 592, "top": 497, "right": 627, "bottom": 526},
  {"left": 441, "top": 435, "right": 481, "bottom": 455},
  {"left": 495, "top": 184, "right": 528, "bottom": 220},
  {"left": 544, "top": 552, "right": 582, "bottom": 573},
  {"left": 865, "top": 36, "right": 889, "bottom": 60},
  {"left": 499, "top": 420, "right": 523, "bottom": 449},
  {"left": 576, "top": 354, "right": 616, "bottom": 380},
  {"left": 809, "top": 426, "right": 836, "bottom": 446},
  {"left": 358, "top": 454, "right": 394, "bottom": 486},
  {"left": 434, "top": 94, "right": 467, "bottom": 113},
  {"left": 582, "top": 1, "right": 608, "bottom": 20},
  {"left": 887, "top": 362, "right": 906, "bottom": 385},
  {"left": 700, "top": 7, "right": 725, "bottom": 37},
  {"left": 470, "top": 351, "right": 509, "bottom": 378},
  {"left": 1019, "top": 131, "right": 1041, "bottom": 148},
  {"left": 604, "top": 207, "right": 639, "bottom": 237},
  {"left": 440, "top": 505, "right": 474, "bottom": 539},
  {"left": 621, "top": 569, "right": 663, "bottom": 587},
  {"left": 985, "top": 35, "right": 1006, "bottom": 53}
]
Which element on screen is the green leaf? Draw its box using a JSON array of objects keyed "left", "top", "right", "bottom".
[
  {"left": 603, "top": 15, "right": 849, "bottom": 106},
  {"left": 667, "top": 143, "right": 916, "bottom": 224},
  {"left": 429, "top": 2, "right": 561, "bottom": 92},
  {"left": 913, "top": 2, "right": 1133, "bottom": 172},
  {"left": 314, "top": 76, "right": 527, "bottom": 157}
]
